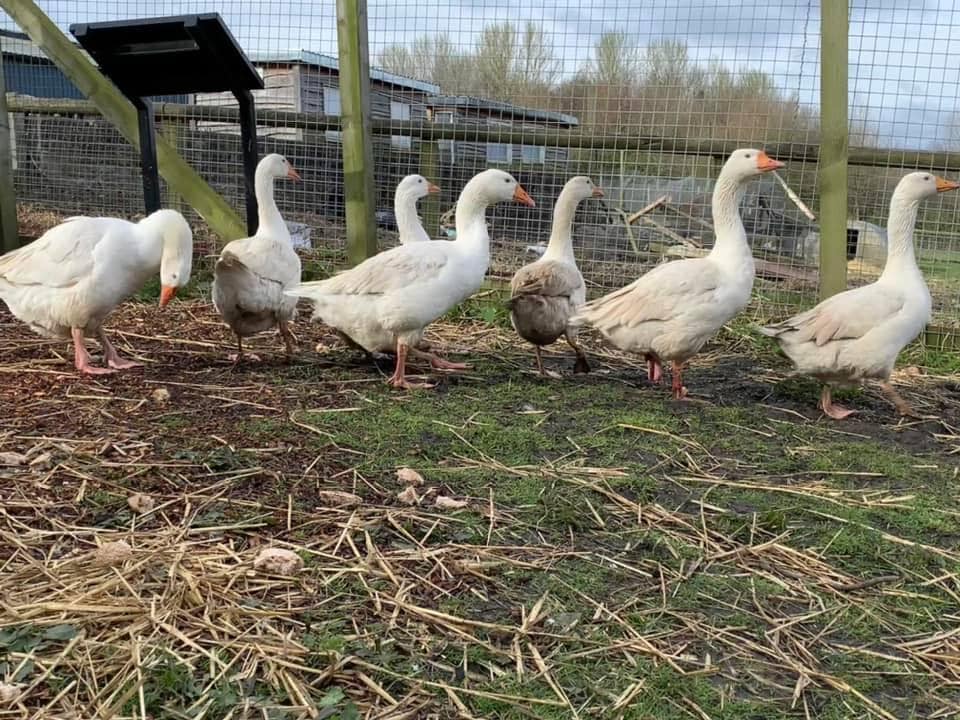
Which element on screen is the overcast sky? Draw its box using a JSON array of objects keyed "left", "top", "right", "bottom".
[{"left": 7, "top": 0, "right": 959, "bottom": 149}]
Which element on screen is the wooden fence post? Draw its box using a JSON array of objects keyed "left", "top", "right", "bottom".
[
  {"left": 0, "top": 49, "right": 19, "bottom": 251},
  {"left": 336, "top": 0, "right": 378, "bottom": 264},
  {"left": 0, "top": 0, "right": 247, "bottom": 241},
  {"left": 819, "top": 0, "right": 849, "bottom": 300}
]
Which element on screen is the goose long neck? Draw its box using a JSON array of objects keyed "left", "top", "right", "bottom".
[
  {"left": 135, "top": 213, "right": 169, "bottom": 270},
  {"left": 880, "top": 194, "right": 921, "bottom": 281},
  {"left": 543, "top": 187, "right": 579, "bottom": 263},
  {"left": 454, "top": 184, "right": 491, "bottom": 251},
  {"left": 709, "top": 174, "right": 750, "bottom": 259},
  {"left": 255, "top": 168, "right": 286, "bottom": 238},
  {"left": 395, "top": 190, "right": 429, "bottom": 243}
]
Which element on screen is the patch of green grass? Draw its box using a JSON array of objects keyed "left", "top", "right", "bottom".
[
  {"left": 27, "top": 289, "right": 959, "bottom": 719},
  {"left": 134, "top": 271, "right": 209, "bottom": 303},
  {"left": 902, "top": 340, "right": 960, "bottom": 374},
  {"left": 444, "top": 285, "right": 514, "bottom": 329}
]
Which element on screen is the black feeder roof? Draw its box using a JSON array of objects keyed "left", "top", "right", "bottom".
[{"left": 70, "top": 13, "right": 264, "bottom": 97}]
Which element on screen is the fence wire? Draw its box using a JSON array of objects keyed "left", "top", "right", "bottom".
[{"left": 2, "top": 1, "right": 960, "bottom": 328}]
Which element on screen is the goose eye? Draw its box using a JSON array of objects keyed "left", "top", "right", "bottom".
[
  {"left": 745, "top": 153, "right": 752, "bottom": 159},
  {"left": 504, "top": 178, "right": 510, "bottom": 183},
  {"left": 924, "top": 175, "right": 931, "bottom": 181},
  {"left": 418, "top": 179, "right": 423, "bottom": 183}
]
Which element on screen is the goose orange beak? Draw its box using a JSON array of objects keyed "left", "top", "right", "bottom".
[
  {"left": 159, "top": 285, "right": 177, "bottom": 307},
  {"left": 513, "top": 185, "right": 535, "bottom": 208},
  {"left": 287, "top": 166, "right": 302, "bottom": 181},
  {"left": 935, "top": 176, "right": 960, "bottom": 193},
  {"left": 427, "top": 182, "right": 441, "bottom": 194},
  {"left": 592, "top": 186, "right": 605, "bottom": 198},
  {"left": 756, "top": 151, "right": 785, "bottom": 172}
]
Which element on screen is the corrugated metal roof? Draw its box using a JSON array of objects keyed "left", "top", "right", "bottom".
[
  {"left": 1, "top": 31, "right": 575, "bottom": 124},
  {"left": 0, "top": 28, "right": 90, "bottom": 61},
  {"left": 427, "top": 95, "right": 579, "bottom": 127},
  {"left": 252, "top": 49, "right": 441, "bottom": 94}
]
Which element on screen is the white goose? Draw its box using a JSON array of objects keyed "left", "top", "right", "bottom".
[
  {"left": 212, "top": 153, "right": 302, "bottom": 362},
  {"left": 760, "top": 171, "right": 959, "bottom": 419},
  {"left": 0, "top": 209, "right": 193, "bottom": 374},
  {"left": 332, "top": 174, "right": 441, "bottom": 357},
  {"left": 395, "top": 174, "right": 440, "bottom": 244},
  {"left": 288, "top": 169, "right": 535, "bottom": 388},
  {"left": 508, "top": 176, "right": 603, "bottom": 375},
  {"left": 571, "top": 149, "right": 784, "bottom": 398}
]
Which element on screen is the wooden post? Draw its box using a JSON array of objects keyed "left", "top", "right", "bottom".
[
  {"left": 0, "top": 49, "right": 19, "bottom": 251},
  {"left": 419, "top": 139, "right": 440, "bottom": 240},
  {"left": 819, "top": 0, "right": 848, "bottom": 300},
  {"left": 0, "top": 0, "right": 247, "bottom": 241},
  {"left": 336, "top": 0, "right": 377, "bottom": 264}
]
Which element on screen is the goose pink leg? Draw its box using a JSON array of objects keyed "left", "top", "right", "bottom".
[
  {"left": 645, "top": 354, "right": 662, "bottom": 383},
  {"left": 565, "top": 331, "right": 591, "bottom": 374},
  {"left": 671, "top": 360, "right": 688, "bottom": 400},
  {"left": 228, "top": 335, "right": 261, "bottom": 364},
  {"left": 388, "top": 341, "right": 434, "bottom": 389},
  {"left": 279, "top": 321, "right": 299, "bottom": 358},
  {"left": 879, "top": 381, "right": 916, "bottom": 417},
  {"left": 820, "top": 386, "right": 856, "bottom": 420},
  {"left": 72, "top": 328, "right": 114, "bottom": 375},
  {"left": 409, "top": 346, "right": 470, "bottom": 372},
  {"left": 99, "top": 331, "right": 142, "bottom": 370},
  {"left": 430, "top": 356, "right": 469, "bottom": 371},
  {"left": 534, "top": 346, "right": 546, "bottom": 375}
]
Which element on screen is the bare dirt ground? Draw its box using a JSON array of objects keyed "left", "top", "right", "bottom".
[{"left": 1, "top": 297, "right": 959, "bottom": 719}]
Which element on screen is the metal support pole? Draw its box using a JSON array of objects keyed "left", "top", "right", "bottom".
[
  {"left": 1, "top": 0, "right": 246, "bottom": 239},
  {"left": 235, "top": 88, "right": 259, "bottom": 235},
  {"left": 0, "top": 48, "right": 19, "bottom": 250},
  {"left": 132, "top": 96, "right": 161, "bottom": 214}
]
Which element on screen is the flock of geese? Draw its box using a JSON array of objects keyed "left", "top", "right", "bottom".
[{"left": 0, "top": 148, "right": 956, "bottom": 420}]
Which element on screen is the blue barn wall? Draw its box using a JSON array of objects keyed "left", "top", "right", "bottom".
[
  {"left": 3, "top": 54, "right": 189, "bottom": 103},
  {"left": 4, "top": 57, "right": 84, "bottom": 99}
]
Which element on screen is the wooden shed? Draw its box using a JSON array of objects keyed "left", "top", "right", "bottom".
[
  {"left": 193, "top": 50, "right": 439, "bottom": 144},
  {"left": 426, "top": 95, "right": 578, "bottom": 166}
]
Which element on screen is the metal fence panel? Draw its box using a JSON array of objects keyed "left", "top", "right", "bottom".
[{"left": 2, "top": 1, "right": 960, "bottom": 329}]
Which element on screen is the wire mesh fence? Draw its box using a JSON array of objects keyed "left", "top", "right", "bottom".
[{"left": 2, "top": 1, "right": 960, "bottom": 329}]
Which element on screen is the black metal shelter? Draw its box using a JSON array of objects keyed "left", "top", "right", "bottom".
[{"left": 71, "top": 13, "right": 263, "bottom": 234}]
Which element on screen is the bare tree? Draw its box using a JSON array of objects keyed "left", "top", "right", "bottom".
[
  {"left": 474, "top": 22, "right": 558, "bottom": 102},
  {"left": 382, "top": 29, "right": 819, "bottom": 149},
  {"left": 515, "top": 22, "right": 560, "bottom": 92},
  {"left": 944, "top": 112, "right": 960, "bottom": 150},
  {"left": 588, "top": 32, "right": 640, "bottom": 89},
  {"left": 475, "top": 22, "right": 517, "bottom": 100},
  {"left": 849, "top": 98, "right": 878, "bottom": 148},
  {"left": 378, "top": 34, "right": 474, "bottom": 93},
  {"left": 380, "top": 23, "right": 557, "bottom": 102},
  {"left": 640, "top": 40, "right": 704, "bottom": 94}
]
